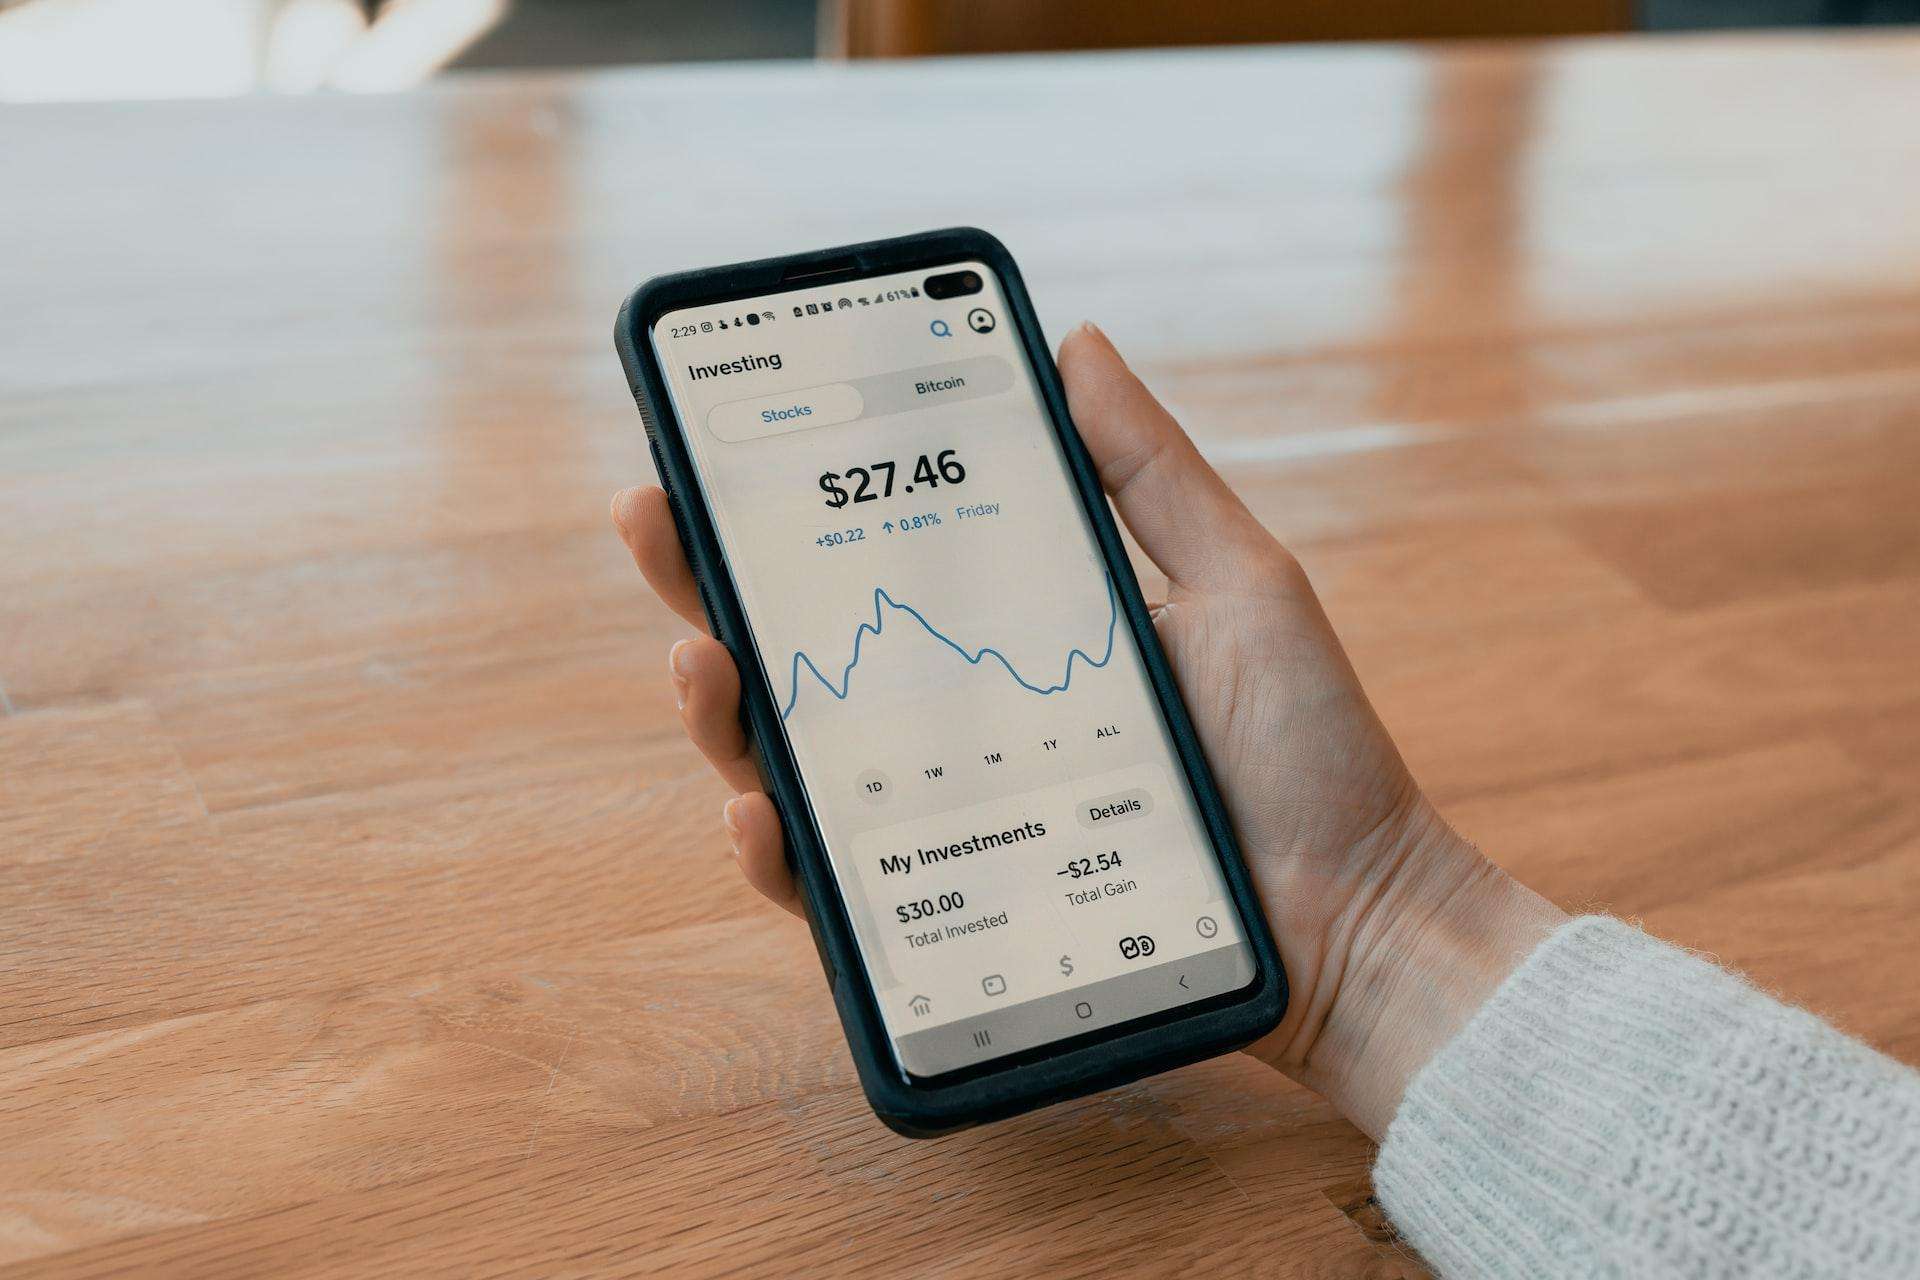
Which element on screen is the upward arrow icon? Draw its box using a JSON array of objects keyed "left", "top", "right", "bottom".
[{"left": 882, "top": 520, "right": 894, "bottom": 532}]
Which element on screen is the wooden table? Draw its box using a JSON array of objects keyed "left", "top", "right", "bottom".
[{"left": 4, "top": 30, "right": 1919, "bottom": 1277}]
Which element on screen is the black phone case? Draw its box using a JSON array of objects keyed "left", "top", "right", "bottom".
[{"left": 614, "top": 227, "right": 1286, "bottom": 1137}]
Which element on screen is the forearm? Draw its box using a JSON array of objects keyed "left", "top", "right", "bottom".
[
  {"left": 1373, "top": 916, "right": 1920, "bottom": 1277},
  {"left": 1251, "top": 802, "right": 1568, "bottom": 1141},
  {"left": 1244, "top": 794, "right": 1920, "bottom": 1276}
]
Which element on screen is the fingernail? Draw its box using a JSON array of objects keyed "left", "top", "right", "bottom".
[
  {"left": 669, "top": 640, "right": 692, "bottom": 709},
  {"left": 721, "top": 798, "right": 742, "bottom": 850},
  {"left": 1072, "top": 321, "right": 1120, "bottom": 361}
]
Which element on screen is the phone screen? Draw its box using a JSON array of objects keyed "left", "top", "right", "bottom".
[{"left": 651, "top": 262, "right": 1254, "bottom": 1077}]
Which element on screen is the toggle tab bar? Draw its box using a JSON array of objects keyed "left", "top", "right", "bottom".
[{"left": 706, "top": 356, "right": 1014, "bottom": 443}]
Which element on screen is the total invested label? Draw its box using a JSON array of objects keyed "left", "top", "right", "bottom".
[{"left": 903, "top": 909, "right": 1010, "bottom": 949}]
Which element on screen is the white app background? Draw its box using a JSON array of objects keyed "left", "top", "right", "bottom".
[{"left": 653, "top": 263, "right": 1249, "bottom": 1070}]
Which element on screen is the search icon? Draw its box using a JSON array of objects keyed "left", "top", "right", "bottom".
[{"left": 930, "top": 319, "right": 952, "bottom": 338}]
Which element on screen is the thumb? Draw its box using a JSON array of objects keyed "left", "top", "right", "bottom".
[{"left": 1056, "top": 322, "right": 1275, "bottom": 592}]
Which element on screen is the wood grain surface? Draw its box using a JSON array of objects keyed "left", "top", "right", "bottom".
[{"left": 4, "top": 31, "right": 1919, "bottom": 1278}]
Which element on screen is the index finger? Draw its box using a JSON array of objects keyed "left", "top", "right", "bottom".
[{"left": 612, "top": 485, "right": 706, "bottom": 631}]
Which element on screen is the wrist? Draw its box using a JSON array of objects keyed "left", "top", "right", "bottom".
[{"left": 1253, "top": 799, "right": 1567, "bottom": 1140}]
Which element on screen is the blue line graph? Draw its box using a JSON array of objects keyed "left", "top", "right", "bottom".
[{"left": 779, "top": 576, "right": 1120, "bottom": 720}]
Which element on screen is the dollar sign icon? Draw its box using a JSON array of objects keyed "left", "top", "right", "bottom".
[
  {"left": 1058, "top": 955, "right": 1074, "bottom": 977},
  {"left": 818, "top": 472, "right": 850, "bottom": 508}
]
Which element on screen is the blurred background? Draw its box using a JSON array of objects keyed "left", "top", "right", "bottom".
[{"left": 3, "top": 0, "right": 1917, "bottom": 102}]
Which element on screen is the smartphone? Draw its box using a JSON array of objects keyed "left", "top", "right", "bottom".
[{"left": 615, "top": 228, "right": 1285, "bottom": 1136}]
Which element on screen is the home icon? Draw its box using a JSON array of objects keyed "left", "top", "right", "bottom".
[{"left": 909, "top": 994, "right": 932, "bottom": 1017}]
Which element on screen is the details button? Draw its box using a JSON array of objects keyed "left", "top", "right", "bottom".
[{"left": 1077, "top": 787, "right": 1154, "bottom": 830}]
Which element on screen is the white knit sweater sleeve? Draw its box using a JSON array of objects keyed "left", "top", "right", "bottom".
[{"left": 1372, "top": 916, "right": 1920, "bottom": 1279}]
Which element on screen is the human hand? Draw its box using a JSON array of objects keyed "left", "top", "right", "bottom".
[{"left": 611, "top": 322, "right": 1564, "bottom": 1139}]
